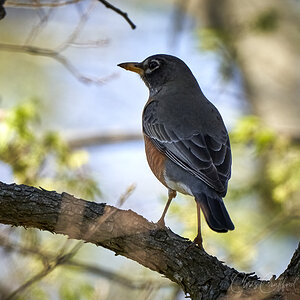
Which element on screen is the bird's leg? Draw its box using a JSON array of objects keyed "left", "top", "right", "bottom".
[
  {"left": 193, "top": 201, "right": 203, "bottom": 249},
  {"left": 156, "top": 189, "right": 176, "bottom": 227}
]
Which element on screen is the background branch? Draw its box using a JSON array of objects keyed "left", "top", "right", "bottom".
[
  {"left": 0, "top": 0, "right": 6, "bottom": 19},
  {"left": 97, "top": 0, "right": 136, "bottom": 29},
  {"left": 4, "top": 0, "right": 136, "bottom": 29},
  {"left": 0, "top": 181, "right": 299, "bottom": 299},
  {"left": 6, "top": 0, "right": 83, "bottom": 8},
  {"left": 0, "top": 234, "right": 172, "bottom": 295},
  {"left": 0, "top": 43, "right": 116, "bottom": 85}
]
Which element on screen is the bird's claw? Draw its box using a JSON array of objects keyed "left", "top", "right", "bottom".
[
  {"left": 193, "top": 235, "right": 204, "bottom": 250},
  {"left": 156, "top": 217, "right": 166, "bottom": 228}
]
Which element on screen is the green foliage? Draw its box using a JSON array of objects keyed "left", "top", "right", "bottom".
[
  {"left": 252, "top": 9, "right": 280, "bottom": 33},
  {"left": 231, "top": 115, "right": 276, "bottom": 153},
  {"left": 198, "top": 28, "right": 227, "bottom": 52},
  {"left": 197, "top": 27, "right": 236, "bottom": 80},
  {"left": 59, "top": 281, "right": 94, "bottom": 300},
  {"left": 0, "top": 100, "right": 102, "bottom": 299},
  {"left": 230, "top": 116, "right": 300, "bottom": 212},
  {"left": 0, "top": 100, "right": 101, "bottom": 200},
  {"left": 26, "top": 286, "right": 49, "bottom": 300}
]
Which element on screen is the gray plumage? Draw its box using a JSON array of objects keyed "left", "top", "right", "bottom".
[{"left": 119, "top": 54, "right": 234, "bottom": 234}]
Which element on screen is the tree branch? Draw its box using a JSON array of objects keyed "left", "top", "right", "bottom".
[
  {"left": 97, "top": 0, "right": 136, "bottom": 29},
  {"left": 0, "top": 0, "right": 6, "bottom": 20},
  {"left": 0, "top": 234, "right": 172, "bottom": 293},
  {"left": 6, "top": 0, "right": 83, "bottom": 8},
  {"left": 0, "top": 181, "right": 299, "bottom": 299},
  {"left": 0, "top": 43, "right": 116, "bottom": 85},
  {"left": 5, "top": 0, "right": 136, "bottom": 29}
]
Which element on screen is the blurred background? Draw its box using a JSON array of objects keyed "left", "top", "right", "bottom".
[{"left": 0, "top": 0, "right": 299, "bottom": 299}]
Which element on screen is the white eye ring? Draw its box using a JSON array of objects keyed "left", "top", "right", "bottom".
[{"left": 145, "top": 59, "right": 160, "bottom": 74}]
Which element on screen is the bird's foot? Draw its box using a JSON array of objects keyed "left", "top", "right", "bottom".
[
  {"left": 184, "top": 239, "right": 204, "bottom": 253},
  {"left": 156, "top": 217, "right": 166, "bottom": 228},
  {"left": 193, "top": 234, "right": 204, "bottom": 250}
]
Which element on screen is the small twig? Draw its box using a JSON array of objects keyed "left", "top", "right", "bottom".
[
  {"left": 1, "top": 233, "right": 83, "bottom": 299},
  {"left": 24, "top": 4, "right": 55, "bottom": 45},
  {"left": 5, "top": 245, "right": 86, "bottom": 300},
  {"left": 0, "top": 43, "right": 116, "bottom": 85},
  {"left": 66, "top": 261, "right": 172, "bottom": 289},
  {"left": 98, "top": 0, "right": 136, "bottom": 29},
  {"left": 5, "top": 265, "right": 54, "bottom": 300},
  {"left": 56, "top": 0, "right": 97, "bottom": 52},
  {"left": 0, "top": 234, "right": 172, "bottom": 290},
  {"left": 6, "top": 0, "right": 83, "bottom": 8},
  {"left": 68, "top": 39, "right": 109, "bottom": 48},
  {"left": 117, "top": 184, "right": 136, "bottom": 207},
  {"left": 58, "top": 182, "right": 133, "bottom": 264},
  {"left": 6, "top": 0, "right": 136, "bottom": 29}
]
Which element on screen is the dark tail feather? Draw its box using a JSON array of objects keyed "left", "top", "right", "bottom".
[{"left": 195, "top": 193, "right": 234, "bottom": 233}]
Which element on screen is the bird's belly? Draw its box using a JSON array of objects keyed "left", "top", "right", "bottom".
[
  {"left": 164, "top": 175, "right": 193, "bottom": 196},
  {"left": 144, "top": 134, "right": 194, "bottom": 196},
  {"left": 144, "top": 135, "right": 168, "bottom": 188}
]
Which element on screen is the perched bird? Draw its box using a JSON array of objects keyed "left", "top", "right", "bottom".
[{"left": 118, "top": 54, "right": 234, "bottom": 248}]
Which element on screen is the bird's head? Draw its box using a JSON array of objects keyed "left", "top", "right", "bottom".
[{"left": 118, "top": 54, "right": 198, "bottom": 94}]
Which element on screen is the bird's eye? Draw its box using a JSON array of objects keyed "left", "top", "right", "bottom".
[{"left": 148, "top": 60, "right": 160, "bottom": 70}]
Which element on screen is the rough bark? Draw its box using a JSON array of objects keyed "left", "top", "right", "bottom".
[{"left": 0, "top": 181, "right": 299, "bottom": 299}]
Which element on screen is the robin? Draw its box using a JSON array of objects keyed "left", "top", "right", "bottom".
[{"left": 118, "top": 54, "right": 234, "bottom": 248}]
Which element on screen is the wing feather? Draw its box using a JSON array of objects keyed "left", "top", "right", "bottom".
[{"left": 143, "top": 100, "right": 231, "bottom": 196}]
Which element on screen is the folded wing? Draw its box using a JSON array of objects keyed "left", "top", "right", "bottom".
[{"left": 143, "top": 100, "right": 231, "bottom": 196}]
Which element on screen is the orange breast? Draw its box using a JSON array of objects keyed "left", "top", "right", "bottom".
[{"left": 143, "top": 134, "right": 168, "bottom": 188}]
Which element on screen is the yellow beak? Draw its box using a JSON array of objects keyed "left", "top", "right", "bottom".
[{"left": 117, "top": 62, "right": 144, "bottom": 75}]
